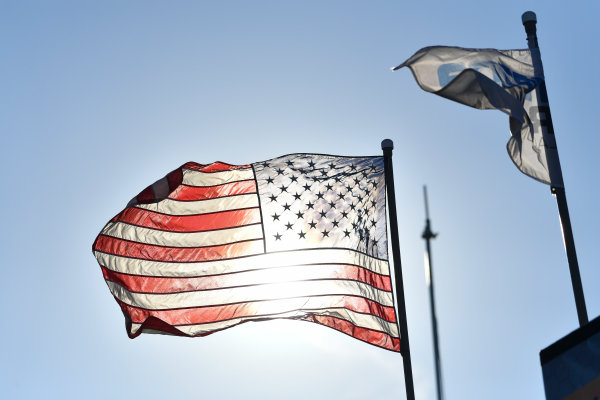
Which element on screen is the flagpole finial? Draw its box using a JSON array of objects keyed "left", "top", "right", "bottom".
[
  {"left": 381, "top": 139, "right": 394, "bottom": 150},
  {"left": 522, "top": 11, "right": 537, "bottom": 36},
  {"left": 522, "top": 11, "right": 537, "bottom": 25},
  {"left": 522, "top": 11, "right": 538, "bottom": 47}
]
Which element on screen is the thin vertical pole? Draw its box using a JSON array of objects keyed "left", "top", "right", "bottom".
[
  {"left": 422, "top": 186, "right": 443, "bottom": 400},
  {"left": 522, "top": 11, "right": 588, "bottom": 327},
  {"left": 381, "top": 139, "right": 415, "bottom": 400}
]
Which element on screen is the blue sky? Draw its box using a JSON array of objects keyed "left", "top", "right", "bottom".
[{"left": 2, "top": 1, "right": 599, "bottom": 399}]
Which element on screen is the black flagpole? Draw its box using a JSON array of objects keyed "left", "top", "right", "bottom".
[
  {"left": 381, "top": 139, "right": 415, "bottom": 400},
  {"left": 422, "top": 186, "right": 443, "bottom": 400},
  {"left": 522, "top": 11, "right": 589, "bottom": 327}
]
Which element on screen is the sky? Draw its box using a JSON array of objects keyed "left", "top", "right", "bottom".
[{"left": 2, "top": 1, "right": 599, "bottom": 399}]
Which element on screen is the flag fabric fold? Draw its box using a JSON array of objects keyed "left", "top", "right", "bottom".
[
  {"left": 93, "top": 154, "right": 401, "bottom": 352},
  {"left": 394, "top": 46, "right": 562, "bottom": 187}
]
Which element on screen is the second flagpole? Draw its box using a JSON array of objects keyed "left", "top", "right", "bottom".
[
  {"left": 521, "top": 11, "right": 588, "bottom": 327},
  {"left": 381, "top": 139, "right": 415, "bottom": 400}
]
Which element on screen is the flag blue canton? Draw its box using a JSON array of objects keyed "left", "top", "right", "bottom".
[{"left": 253, "top": 154, "right": 387, "bottom": 259}]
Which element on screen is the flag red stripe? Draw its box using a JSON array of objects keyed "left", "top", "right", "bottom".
[
  {"left": 127, "top": 317, "right": 187, "bottom": 338},
  {"left": 114, "top": 207, "right": 261, "bottom": 232},
  {"left": 94, "top": 235, "right": 264, "bottom": 262},
  {"left": 134, "top": 168, "right": 184, "bottom": 205},
  {"left": 311, "top": 315, "right": 400, "bottom": 352},
  {"left": 169, "top": 180, "right": 256, "bottom": 201},
  {"left": 166, "top": 168, "right": 183, "bottom": 191},
  {"left": 136, "top": 186, "right": 154, "bottom": 204},
  {"left": 118, "top": 295, "right": 396, "bottom": 326},
  {"left": 183, "top": 162, "right": 251, "bottom": 173},
  {"left": 101, "top": 264, "right": 392, "bottom": 293}
]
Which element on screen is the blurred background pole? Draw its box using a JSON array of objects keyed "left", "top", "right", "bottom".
[
  {"left": 381, "top": 139, "right": 415, "bottom": 400},
  {"left": 522, "top": 11, "right": 588, "bottom": 327},
  {"left": 422, "top": 186, "right": 443, "bottom": 400}
]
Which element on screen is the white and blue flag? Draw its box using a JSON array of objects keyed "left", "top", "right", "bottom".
[{"left": 394, "top": 46, "right": 562, "bottom": 187}]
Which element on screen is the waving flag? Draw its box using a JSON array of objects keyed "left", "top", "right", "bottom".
[
  {"left": 394, "top": 46, "right": 562, "bottom": 187},
  {"left": 93, "top": 154, "right": 400, "bottom": 352}
]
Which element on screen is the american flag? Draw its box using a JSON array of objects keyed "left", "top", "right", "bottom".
[{"left": 93, "top": 153, "right": 400, "bottom": 352}]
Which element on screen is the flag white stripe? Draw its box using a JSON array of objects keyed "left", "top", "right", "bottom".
[
  {"left": 129, "top": 307, "right": 399, "bottom": 337},
  {"left": 182, "top": 168, "right": 255, "bottom": 187},
  {"left": 107, "top": 278, "right": 394, "bottom": 310},
  {"left": 95, "top": 248, "right": 390, "bottom": 277},
  {"left": 105, "top": 264, "right": 389, "bottom": 295},
  {"left": 134, "top": 193, "right": 258, "bottom": 216},
  {"left": 102, "top": 221, "right": 263, "bottom": 248}
]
